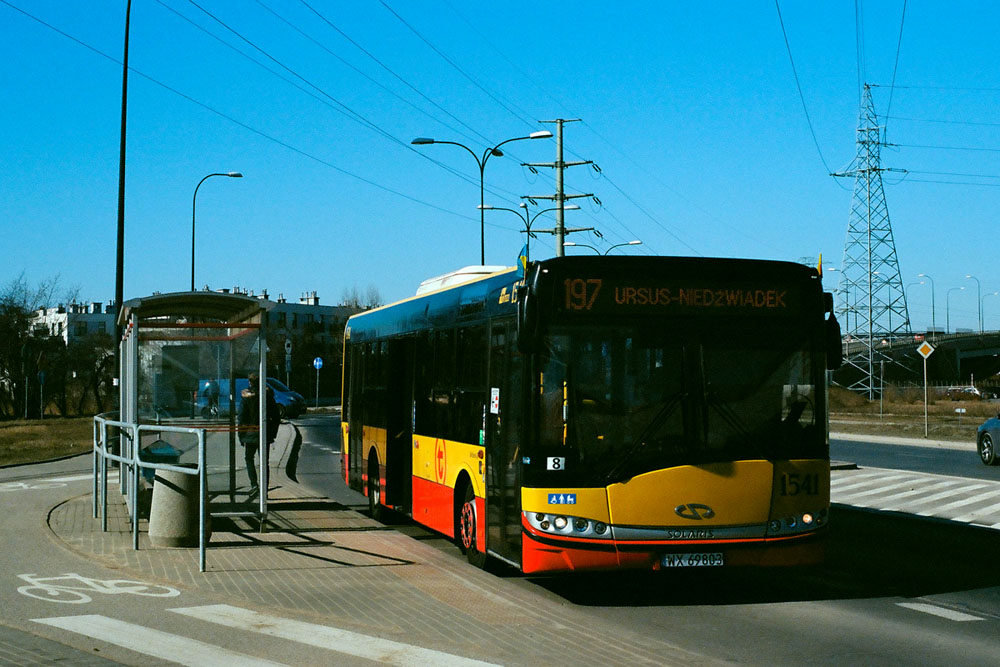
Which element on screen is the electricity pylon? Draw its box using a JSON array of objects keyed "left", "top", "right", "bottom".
[{"left": 833, "top": 83, "right": 911, "bottom": 399}]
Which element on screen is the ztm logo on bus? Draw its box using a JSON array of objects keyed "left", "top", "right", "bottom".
[{"left": 434, "top": 439, "right": 447, "bottom": 484}]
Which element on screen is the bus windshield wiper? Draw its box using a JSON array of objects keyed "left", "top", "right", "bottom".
[{"left": 603, "top": 394, "right": 682, "bottom": 483}]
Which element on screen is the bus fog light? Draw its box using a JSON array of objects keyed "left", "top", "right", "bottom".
[
  {"left": 573, "top": 518, "right": 589, "bottom": 532},
  {"left": 802, "top": 513, "right": 814, "bottom": 525},
  {"left": 535, "top": 513, "right": 546, "bottom": 522},
  {"left": 769, "top": 520, "right": 781, "bottom": 533},
  {"left": 786, "top": 517, "right": 797, "bottom": 528},
  {"left": 594, "top": 522, "right": 607, "bottom": 535},
  {"left": 540, "top": 520, "right": 551, "bottom": 530},
  {"left": 553, "top": 516, "right": 568, "bottom": 530}
]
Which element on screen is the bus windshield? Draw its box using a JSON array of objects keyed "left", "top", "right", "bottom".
[{"left": 528, "top": 321, "right": 825, "bottom": 487}]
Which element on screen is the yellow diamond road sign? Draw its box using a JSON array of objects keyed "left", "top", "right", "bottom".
[{"left": 917, "top": 341, "right": 935, "bottom": 359}]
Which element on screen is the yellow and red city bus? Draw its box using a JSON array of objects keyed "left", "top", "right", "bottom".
[{"left": 341, "top": 256, "right": 841, "bottom": 573}]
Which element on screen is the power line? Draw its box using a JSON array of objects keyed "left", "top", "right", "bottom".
[
  {"left": 254, "top": 0, "right": 482, "bottom": 147},
  {"left": 888, "top": 115, "right": 1000, "bottom": 128},
  {"left": 896, "top": 143, "right": 1000, "bottom": 153},
  {"left": 775, "top": 0, "right": 846, "bottom": 184},
  {"left": 883, "top": 0, "right": 907, "bottom": 133},
  {"left": 170, "top": 0, "right": 531, "bottom": 208},
  {"left": 296, "top": 0, "right": 496, "bottom": 149},
  {"left": 0, "top": 0, "right": 492, "bottom": 226},
  {"left": 855, "top": 0, "right": 866, "bottom": 106},
  {"left": 378, "top": 0, "right": 537, "bottom": 130}
]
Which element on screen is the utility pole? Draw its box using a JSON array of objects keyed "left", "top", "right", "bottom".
[{"left": 523, "top": 119, "right": 594, "bottom": 256}]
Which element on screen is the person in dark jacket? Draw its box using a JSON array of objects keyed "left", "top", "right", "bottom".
[{"left": 238, "top": 372, "right": 280, "bottom": 495}]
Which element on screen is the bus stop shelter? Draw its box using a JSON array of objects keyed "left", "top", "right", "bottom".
[{"left": 94, "top": 291, "right": 275, "bottom": 571}]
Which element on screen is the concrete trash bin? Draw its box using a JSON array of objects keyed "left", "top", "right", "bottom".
[{"left": 148, "top": 465, "right": 211, "bottom": 547}]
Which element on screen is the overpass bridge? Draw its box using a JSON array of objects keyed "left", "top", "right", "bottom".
[{"left": 835, "top": 331, "right": 1000, "bottom": 390}]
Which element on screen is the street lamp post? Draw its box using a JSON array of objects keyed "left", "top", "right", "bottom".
[
  {"left": 918, "top": 273, "right": 936, "bottom": 338},
  {"left": 966, "top": 274, "right": 982, "bottom": 333},
  {"left": 191, "top": 172, "right": 242, "bottom": 291},
  {"left": 478, "top": 203, "right": 578, "bottom": 262},
  {"left": 604, "top": 240, "right": 642, "bottom": 255},
  {"left": 412, "top": 132, "right": 552, "bottom": 265},
  {"left": 947, "top": 286, "right": 965, "bottom": 334}
]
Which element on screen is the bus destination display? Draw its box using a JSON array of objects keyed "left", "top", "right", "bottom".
[{"left": 560, "top": 278, "right": 800, "bottom": 314}]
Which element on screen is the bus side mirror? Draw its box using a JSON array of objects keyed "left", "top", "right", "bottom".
[
  {"left": 517, "top": 290, "right": 538, "bottom": 353},
  {"left": 826, "top": 314, "right": 842, "bottom": 370}
]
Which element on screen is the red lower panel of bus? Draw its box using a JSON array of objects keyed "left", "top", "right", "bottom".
[
  {"left": 520, "top": 524, "right": 827, "bottom": 574},
  {"left": 411, "top": 476, "right": 455, "bottom": 537}
]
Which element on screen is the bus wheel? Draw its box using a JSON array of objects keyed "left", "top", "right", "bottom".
[
  {"left": 458, "top": 485, "right": 487, "bottom": 568},
  {"left": 367, "top": 459, "right": 383, "bottom": 522}
]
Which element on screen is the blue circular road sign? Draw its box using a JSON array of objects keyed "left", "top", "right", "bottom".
[{"left": 313, "top": 357, "right": 323, "bottom": 370}]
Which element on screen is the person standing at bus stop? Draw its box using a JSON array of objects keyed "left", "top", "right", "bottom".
[{"left": 238, "top": 372, "right": 280, "bottom": 496}]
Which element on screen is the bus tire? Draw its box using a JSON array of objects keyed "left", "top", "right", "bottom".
[
  {"left": 458, "top": 483, "right": 487, "bottom": 568},
  {"left": 367, "top": 457, "right": 384, "bottom": 522}
]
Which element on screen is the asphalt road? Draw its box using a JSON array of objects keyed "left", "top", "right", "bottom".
[
  {"left": 831, "top": 437, "right": 1000, "bottom": 481},
  {"left": 290, "top": 414, "right": 1000, "bottom": 666}
]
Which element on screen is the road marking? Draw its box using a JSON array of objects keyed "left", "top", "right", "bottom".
[
  {"left": 33, "top": 615, "right": 287, "bottom": 666},
  {"left": 873, "top": 480, "right": 974, "bottom": 507},
  {"left": 170, "top": 604, "right": 498, "bottom": 666},
  {"left": 918, "top": 488, "right": 1000, "bottom": 515},
  {"left": 834, "top": 478, "right": 927, "bottom": 500},
  {"left": 896, "top": 602, "right": 985, "bottom": 622}
]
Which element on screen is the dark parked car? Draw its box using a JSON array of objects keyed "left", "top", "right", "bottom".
[{"left": 975, "top": 415, "right": 1000, "bottom": 465}]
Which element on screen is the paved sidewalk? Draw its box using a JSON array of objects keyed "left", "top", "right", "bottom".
[
  {"left": 47, "top": 426, "right": 709, "bottom": 667},
  {"left": 831, "top": 431, "right": 969, "bottom": 451}
]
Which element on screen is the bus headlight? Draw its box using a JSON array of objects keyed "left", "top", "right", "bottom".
[{"left": 524, "top": 512, "right": 613, "bottom": 539}]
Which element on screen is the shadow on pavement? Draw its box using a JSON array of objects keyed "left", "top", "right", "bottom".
[{"left": 528, "top": 506, "right": 1000, "bottom": 606}]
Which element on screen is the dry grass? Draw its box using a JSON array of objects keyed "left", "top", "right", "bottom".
[
  {"left": 0, "top": 418, "right": 93, "bottom": 467},
  {"left": 829, "top": 386, "right": 993, "bottom": 441}
]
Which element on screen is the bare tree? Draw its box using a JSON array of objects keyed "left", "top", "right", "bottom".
[{"left": 363, "top": 284, "right": 383, "bottom": 309}]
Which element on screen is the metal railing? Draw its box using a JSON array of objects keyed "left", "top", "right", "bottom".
[{"left": 93, "top": 413, "right": 208, "bottom": 572}]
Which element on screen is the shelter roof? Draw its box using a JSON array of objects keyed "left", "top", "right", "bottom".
[{"left": 118, "top": 291, "right": 273, "bottom": 326}]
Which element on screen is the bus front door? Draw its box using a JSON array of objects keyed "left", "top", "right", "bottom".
[{"left": 486, "top": 323, "right": 523, "bottom": 565}]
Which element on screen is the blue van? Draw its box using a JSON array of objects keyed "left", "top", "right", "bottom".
[{"left": 196, "top": 377, "right": 305, "bottom": 419}]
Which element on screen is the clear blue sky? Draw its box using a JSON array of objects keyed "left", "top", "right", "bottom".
[{"left": 2, "top": 1, "right": 999, "bottom": 331}]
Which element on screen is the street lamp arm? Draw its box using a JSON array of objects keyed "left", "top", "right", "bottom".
[{"left": 192, "top": 171, "right": 242, "bottom": 291}]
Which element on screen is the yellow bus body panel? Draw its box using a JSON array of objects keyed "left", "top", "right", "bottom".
[
  {"left": 521, "top": 488, "right": 612, "bottom": 522},
  {"left": 411, "top": 433, "right": 485, "bottom": 498},
  {"left": 770, "top": 459, "right": 830, "bottom": 515},
  {"left": 362, "top": 425, "right": 386, "bottom": 468},
  {"left": 607, "top": 461, "right": 774, "bottom": 526}
]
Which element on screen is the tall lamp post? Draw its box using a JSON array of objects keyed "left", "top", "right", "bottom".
[
  {"left": 412, "top": 131, "right": 552, "bottom": 265},
  {"left": 918, "top": 273, "right": 936, "bottom": 338},
  {"left": 191, "top": 172, "right": 242, "bottom": 291},
  {"left": 966, "top": 274, "right": 982, "bottom": 333},
  {"left": 947, "top": 286, "right": 965, "bottom": 334},
  {"left": 478, "top": 203, "right": 578, "bottom": 262}
]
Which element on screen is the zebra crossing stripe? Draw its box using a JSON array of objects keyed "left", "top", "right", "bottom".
[
  {"left": 33, "top": 615, "right": 286, "bottom": 666},
  {"left": 896, "top": 602, "right": 985, "bottom": 622},
  {"left": 170, "top": 604, "right": 498, "bottom": 666}
]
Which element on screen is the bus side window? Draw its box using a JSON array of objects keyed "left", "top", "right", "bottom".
[{"left": 413, "top": 332, "right": 433, "bottom": 436}]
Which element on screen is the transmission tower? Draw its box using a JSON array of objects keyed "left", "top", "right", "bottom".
[{"left": 833, "top": 83, "right": 911, "bottom": 399}]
